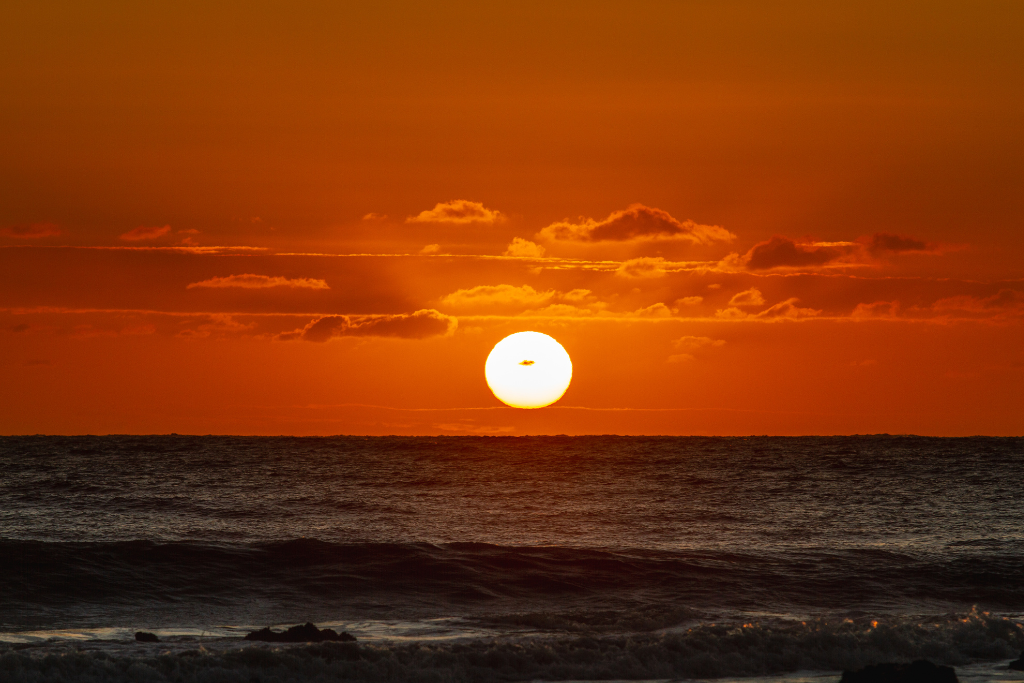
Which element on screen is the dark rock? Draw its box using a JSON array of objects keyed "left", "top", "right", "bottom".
[
  {"left": 1009, "top": 654, "right": 1024, "bottom": 671},
  {"left": 134, "top": 631, "right": 159, "bottom": 643},
  {"left": 841, "top": 660, "right": 958, "bottom": 683},
  {"left": 243, "top": 623, "right": 356, "bottom": 643}
]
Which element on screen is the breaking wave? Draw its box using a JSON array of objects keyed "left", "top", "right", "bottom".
[
  {"left": 2, "top": 610, "right": 1022, "bottom": 682},
  {"left": 5, "top": 539, "right": 1024, "bottom": 621}
]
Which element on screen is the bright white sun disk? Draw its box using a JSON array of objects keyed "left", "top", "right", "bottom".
[{"left": 485, "top": 331, "right": 572, "bottom": 409}]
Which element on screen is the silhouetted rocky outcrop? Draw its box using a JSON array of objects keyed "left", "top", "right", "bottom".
[
  {"left": 244, "top": 623, "right": 356, "bottom": 643},
  {"left": 134, "top": 632, "right": 159, "bottom": 643},
  {"left": 1009, "top": 654, "right": 1024, "bottom": 671},
  {"left": 841, "top": 660, "right": 958, "bottom": 683}
]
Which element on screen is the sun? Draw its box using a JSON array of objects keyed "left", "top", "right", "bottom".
[{"left": 485, "top": 331, "right": 572, "bottom": 409}]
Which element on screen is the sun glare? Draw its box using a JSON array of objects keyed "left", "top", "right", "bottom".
[{"left": 485, "top": 332, "right": 573, "bottom": 409}]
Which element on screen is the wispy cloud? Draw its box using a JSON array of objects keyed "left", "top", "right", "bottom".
[
  {"left": 187, "top": 274, "right": 330, "bottom": 290},
  {"left": 537, "top": 204, "right": 734, "bottom": 245},
  {"left": 441, "top": 284, "right": 555, "bottom": 308},
  {"left": 0, "top": 223, "right": 61, "bottom": 239},
  {"left": 177, "top": 314, "right": 255, "bottom": 339},
  {"left": 725, "top": 232, "right": 939, "bottom": 271},
  {"left": 282, "top": 309, "right": 457, "bottom": 342},
  {"left": 668, "top": 334, "right": 726, "bottom": 363},
  {"left": 407, "top": 200, "right": 504, "bottom": 224},
  {"left": 120, "top": 225, "right": 171, "bottom": 241},
  {"left": 728, "top": 288, "right": 765, "bottom": 306},
  {"left": 859, "top": 232, "right": 936, "bottom": 257},
  {"left": 851, "top": 301, "right": 899, "bottom": 319},
  {"left": 716, "top": 297, "right": 821, "bottom": 320},
  {"left": 930, "top": 289, "right": 1024, "bottom": 317},
  {"left": 503, "top": 238, "right": 546, "bottom": 258},
  {"left": 616, "top": 257, "right": 668, "bottom": 278}
]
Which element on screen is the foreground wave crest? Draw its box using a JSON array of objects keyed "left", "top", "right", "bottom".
[{"left": 2, "top": 610, "right": 1022, "bottom": 682}]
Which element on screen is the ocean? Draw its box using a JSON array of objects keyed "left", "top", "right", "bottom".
[{"left": 1, "top": 435, "right": 1023, "bottom": 682}]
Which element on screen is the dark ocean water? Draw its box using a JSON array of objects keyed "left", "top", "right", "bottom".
[{"left": 2, "top": 435, "right": 1023, "bottom": 682}]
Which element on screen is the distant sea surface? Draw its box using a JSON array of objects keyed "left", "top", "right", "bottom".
[{"left": 2, "top": 435, "right": 1023, "bottom": 682}]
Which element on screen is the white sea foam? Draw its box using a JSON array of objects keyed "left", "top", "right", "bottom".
[{"left": 1, "top": 610, "right": 1022, "bottom": 683}]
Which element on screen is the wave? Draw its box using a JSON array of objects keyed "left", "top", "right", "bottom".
[
  {"left": 4, "top": 539, "right": 1024, "bottom": 624},
  {"left": 1, "top": 610, "right": 1022, "bottom": 682}
]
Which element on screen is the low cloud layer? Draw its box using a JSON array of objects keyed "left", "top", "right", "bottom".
[
  {"left": 120, "top": 225, "right": 172, "bottom": 241},
  {"left": 616, "top": 257, "right": 668, "bottom": 279},
  {"left": 735, "top": 233, "right": 936, "bottom": 271},
  {"left": 187, "top": 274, "right": 330, "bottom": 290},
  {"left": 441, "top": 284, "right": 555, "bottom": 308},
  {"left": 728, "top": 288, "right": 766, "bottom": 307},
  {"left": 0, "top": 223, "right": 61, "bottom": 239},
  {"left": 285, "top": 309, "right": 457, "bottom": 342},
  {"left": 504, "top": 238, "right": 546, "bottom": 258},
  {"left": 717, "top": 297, "right": 821, "bottom": 320},
  {"left": 668, "top": 335, "right": 726, "bottom": 363},
  {"left": 407, "top": 200, "right": 504, "bottom": 225},
  {"left": 537, "top": 204, "right": 735, "bottom": 245},
  {"left": 931, "top": 289, "right": 1024, "bottom": 316},
  {"left": 859, "top": 233, "right": 933, "bottom": 257}
]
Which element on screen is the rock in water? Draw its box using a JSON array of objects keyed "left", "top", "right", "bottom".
[
  {"left": 134, "top": 632, "right": 159, "bottom": 643},
  {"left": 244, "top": 623, "right": 356, "bottom": 643},
  {"left": 1009, "top": 654, "right": 1024, "bottom": 671},
  {"left": 841, "top": 660, "right": 958, "bottom": 683}
]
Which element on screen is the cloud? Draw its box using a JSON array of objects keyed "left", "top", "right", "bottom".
[
  {"left": 363, "top": 212, "right": 388, "bottom": 221},
  {"left": 728, "top": 288, "right": 766, "bottom": 307},
  {"left": 668, "top": 336, "right": 725, "bottom": 363},
  {"left": 441, "top": 284, "right": 623, "bottom": 316},
  {"left": 741, "top": 236, "right": 857, "bottom": 270},
  {"left": 716, "top": 297, "right": 821, "bottom": 319},
  {"left": 562, "top": 289, "right": 594, "bottom": 302},
  {"left": 527, "top": 297, "right": 703, "bottom": 319},
  {"left": 537, "top": 204, "right": 734, "bottom": 244},
  {"left": 286, "top": 309, "right": 457, "bottom": 342},
  {"left": 504, "top": 238, "right": 546, "bottom": 258},
  {"left": 0, "top": 223, "right": 61, "bottom": 239},
  {"left": 674, "top": 335, "right": 726, "bottom": 349},
  {"left": 930, "top": 289, "right": 1024, "bottom": 316},
  {"left": 407, "top": 200, "right": 504, "bottom": 224},
  {"left": 631, "top": 302, "right": 673, "bottom": 318},
  {"left": 672, "top": 296, "right": 703, "bottom": 311},
  {"left": 858, "top": 232, "right": 934, "bottom": 256},
  {"left": 616, "top": 257, "right": 668, "bottom": 278},
  {"left": 734, "top": 232, "right": 937, "bottom": 271},
  {"left": 851, "top": 301, "right": 899, "bottom": 319},
  {"left": 187, "top": 274, "right": 330, "bottom": 290},
  {"left": 757, "top": 298, "right": 822, "bottom": 319},
  {"left": 178, "top": 314, "right": 255, "bottom": 339},
  {"left": 120, "top": 225, "right": 172, "bottom": 241},
  {"left": 441, "top": 284, "right": 555, "bottom": 309},
  {"left": 420, "top": 244, "right": 442, "bottom": 254},
  {"left": 523, "top": 303, "right": 597, "bottom": 317}
]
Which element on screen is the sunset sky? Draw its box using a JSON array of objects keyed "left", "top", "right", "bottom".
[{"left": 2, "top": 2, "right": 1022, "bottom": 435}]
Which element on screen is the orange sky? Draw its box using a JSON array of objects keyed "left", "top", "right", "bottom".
[{"left": 2, "top": 2, "right": 1022, "bottom": 435}]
